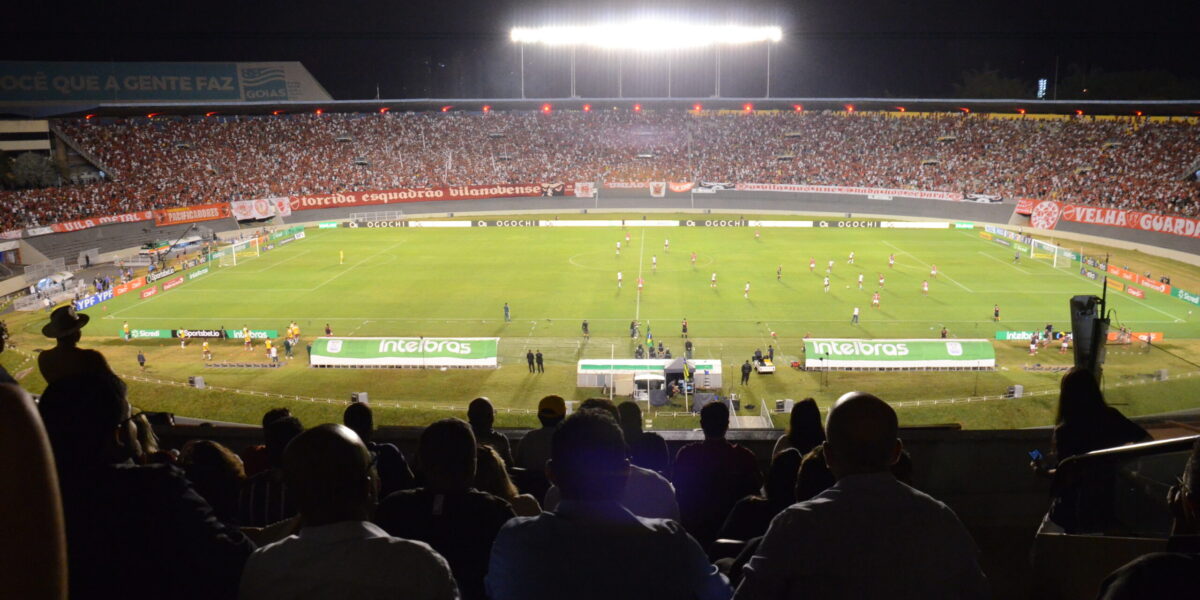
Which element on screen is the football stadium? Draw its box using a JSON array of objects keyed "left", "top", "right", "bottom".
[{"left": 2, "top": 5, "right": 1199, "bottom": 599}]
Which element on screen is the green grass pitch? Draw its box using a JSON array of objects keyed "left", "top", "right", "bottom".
[{"left": 8, "top": 215, "right": 1199, "bottom": 429}]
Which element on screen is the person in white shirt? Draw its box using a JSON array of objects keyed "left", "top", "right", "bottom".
[
  {"left": 239, "top": 424, "right": 459, "bottom": 600},
  {"left": 734, "top": 393, "right": 987, "bottom": 600},
  {"left": 617, "top": 271, "right": 622, "bottom": 289},
  {"left": 851, "top": 307, "right": 859, "bottom": 324}
]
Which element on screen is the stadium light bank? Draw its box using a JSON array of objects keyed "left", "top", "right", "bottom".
[{"left": 510, "top": 22, "right": 784, "bottom": 99}]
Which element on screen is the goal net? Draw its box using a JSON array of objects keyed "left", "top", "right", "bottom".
[
  {"left": 1030, "top": 239, "right": 1077, "bottom": 269},
  {"left": 216, "top": 238, "right": 260, "bottom": 267}
]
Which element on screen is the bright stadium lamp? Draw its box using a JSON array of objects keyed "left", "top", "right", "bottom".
[{"left": 511, "top": 21, "right": 783, "bottom": 99}]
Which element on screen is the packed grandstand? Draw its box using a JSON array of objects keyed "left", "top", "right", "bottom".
[{"left": 2, "top": 109, "right": 1199, "bottom": 232}]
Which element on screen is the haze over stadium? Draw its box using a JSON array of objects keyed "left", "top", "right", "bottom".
[{"left": 1, "top": 2, "right": 1199, "bottom": 599}]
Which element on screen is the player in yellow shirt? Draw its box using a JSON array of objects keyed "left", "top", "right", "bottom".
[
  {"left": 202, "top": 340, "right": 212, "bottom": 361},
  {"left": 243, "top": 327, "right": 252, "bottom": 351},
  {"left": 339, "top": 250, "right": 344, "bottom": 265}
]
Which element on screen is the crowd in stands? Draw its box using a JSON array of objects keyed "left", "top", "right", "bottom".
[
  {"left": 2, "top": 109, "right": 1198, "bottom": 231},
  {"left": 3, "top": 307, "right": 1197, "bottom": 599}
]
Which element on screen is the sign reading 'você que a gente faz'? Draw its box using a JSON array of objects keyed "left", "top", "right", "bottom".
[
  {"left": 310, "top": 337, "right": 500, "bottom": 368},
  {"left": 803, "top": 339, "right": 995, "bottom": 370}
]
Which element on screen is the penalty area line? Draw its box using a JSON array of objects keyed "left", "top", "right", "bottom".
[{"left": 883, "top": 240, "right": 973, "bottom": 292}]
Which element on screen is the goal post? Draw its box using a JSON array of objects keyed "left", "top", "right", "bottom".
[
  {"left": 1030, "top": 238, "right": 1078, "bottom": 269},
  {"left": 216, "top": 238, "right": 260, "bottom": 267}
]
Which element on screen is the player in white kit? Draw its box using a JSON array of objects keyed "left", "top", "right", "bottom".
[
  {"left": 857, "top": 273, "right": 864, "bottom": 289},
  {"left": 617, "top": 271, "right": 623, "bottom": 288},
  {"left": 744, "top": 281, "right": 750, "bottom": 299},
  {"left": 823, "top": 276, "right": 831, "bottom": 292},
  {"left": 711, "top": 272, "right": 718, "bottom": 288}
]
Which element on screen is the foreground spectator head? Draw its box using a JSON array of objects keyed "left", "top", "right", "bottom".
[
  {"left": 700, "top": 401, "right": 730, "bottom": 439},
  {"left": 343, "top": 401, "right": 375, "bottom": 443},
  {"left": 1056, "top": 367, "right": 1106, "bottom": 424},
  {"left": 283, "top": 424, "right": 376, "bottom": 525},
  {"left": 765, "top": 448, "right": 802, "bottom": 505},
  {"left": 787, "top": 398, "right": 826, "bottom": 454},
  {"left": 549, "top": 410, "right": 630, "bottom": 503},
  {"left": 265, "top": 416, "right": 304, "bottom": 469},
  {"left": 262, "top": 407, "right": 292, "bottom": 429},
  {"left": 41, "top": 305, "right": 88, "bottom": 343},
  {"left": 617, "top": 400, "right": 643, "bottom": 434},
  {"left": 823, "top": 391, "right": 901, "bottom": 478},
  {"left": 417, "top": 418, "right": 477, "bottom": 492},
  {"left": 537, "top": 395, "right": 566, "bottom": 427},
  {"left": 38, "top": 374, "right": 133, "bottom": 470},
  {"left": 468, "top": 397, "right": 495, "bottom": 430},
  {"left": 580, "top": 397, "right": 619, "bottom": 420},
  {"left": 179, "top": 439, "right": 245, "bottom": 523}
]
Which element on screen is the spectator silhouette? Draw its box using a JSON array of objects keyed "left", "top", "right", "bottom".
[
  {"left": 239, "top": 424, "right": 458, "bottom": 600},
  {"left": 734, "top": 392, "right": 987, "bottom": 599},
  {"left": 238, "top": 415, "right": 304, "bottom": 527},
  {"left": 239, "top": 408, "right": 293, "bottom": 478},
  {"left": 38, "top": 374, "right": 253, "bottom": 600},
  {"left": 1096, "top": 439, "right": 1200, "bottom": 599},
  {"left": 0, "top": 383, "right": 66, "bottom": 599},
  {"left": 475, "top": 445, "right": 541, "bottom": 517},
  {"left": 468, "top": 397, "right": 514, "bottom": 468},
  {"left": 37, "top": 306, "right": 114, "bottom": 386},
  {"left": 344, "top": 401, "right": 416, "bottom": 496},
  {"left": 673, "top": 402, "right": 762, "bottom": 548},
  {"left": 179, "top": 440, "right": 246, "bottom": 526},
  {"left": 772, "top": 398, "right": 825, "bottom": 457},
  {"left": 717, "top": 448, "right": 802, "bottom": 543},
  {"left": 619, "top": 400, "right": 672, "bottom": 475},
  {"left": 487, "top": 409, "right": 733, "bottom": 600},
  {"left": 1052, "top": 368, "right": 1151, "bottom": 463},
  {"left": 0, "top": 328, "right": 17, "bottom": 385},
  {"left": 543, "top": 398, "right": 680, "bottom": 520},
  {"left": 374, "top": 418, "right": 515, "bottom": 600},
  {"left": 513, "top": 395, "right": 565, "bottom": 501}
]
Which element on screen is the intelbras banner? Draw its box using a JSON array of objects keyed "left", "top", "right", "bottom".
[
  {"left": 0, "top": 61, "right": 331, "bottom": 104},
  {"left": 803, "top": 338, "right": 995, "bottom": 370},
  {"left": 310, "top": 337, "right": 500, "bottom": 368}
]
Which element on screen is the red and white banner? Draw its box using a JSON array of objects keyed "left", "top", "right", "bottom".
[
  {"left": 650, "top": 182, "right": 667, "bottom": 198},
  {"left": 162, "top": 276, "right": 185, "bottom": 291},
  {"left": 1108, "top": 265, "right": 1139, "bottom": 282},
  {"left": 153, "top": 203, "right": 231, "bottom": 226},
  {"left": 0, "top": 230, "right": 21, "bottom": 240},
  {"left": 289, "top": 183, "right": 574, "bottom": 211},
  {"left": 1107, "top": 331, "right": 1163, "bottom": 343},
  {"left": 47, "top": 210, "right": 154, "bottom": 234},
  {"left": 669, "top": 182, "right": 695, "bottom": 193},
  {"left": 1126, "top": 286, "right": 1146, "bottom": 299},
  {"left": 1027, "top": 200, "right": 1200, "bottom": 240},
  {"left": 603, "top": 182, "right": 650, "bottom": 189},
  {"left": 231, "top": 199, "right": 277, "bottom": 221},
  {"left": 272, "top": 197, "right": 292, "bottom": 217},
  {"left": 574, "top": 182, "right": 596, "bottom": 198},
  {"left": 112, "top": 276, "right": 147, "bottom": 297},
  {"left": 736, "top": 183, "right": 964, "bottom": 201},
  {"left": 1014, "top": 198, "right": 1037, "bottom": 216},
  {"left": 1138, "top": 275, "right": 1171, "bottom": 294},
  {"left": 140, "top": 286, "right": 159, "bottom": 299}
]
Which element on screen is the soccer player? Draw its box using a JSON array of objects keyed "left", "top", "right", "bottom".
[
  {"left": 292, "top": 322, "right": 301, "bottom": 338},
  {"left": 871, "top": 291, "right": 881, "bottom": 308},
  {"left": 993, "top": 304, "right": 1001, "bottom": 322},
  {"left": 777, "top": 264, "right": 782, "bottom": 280},
  {"left": 243, "top": 326, "right": 252, "bottom": 351},
  {"left": 711, "top": 272, "right": 718, "bottom": 288},
  {"left": 664, "top": 239, "right": 670, "bottom": 252},
  {"left": 1060, "top": 333, "right": 1070, "bottom": 353},
  {"left": 582, "top": 320, "right": 590, "bottom": 339},
  {"left": 744, "top": 281, "right": 751, "bottom": 299},
  {"left": 137, "top": 350, "right": 146, "bottom": 371},
  {"left": 339, "top": 250, "right": 344, "bottom": 265},
  {"left": 123, "top": 321, "right": 131, "bottom": 341},
  {"left": 827, "top": 259, "right": 834, "bottom": 274},
  {"left": 940, "top": 326, "right": 948, "bottom": 338},
  {"left": 857, "top": 273, "right": 864, "bottom": 289},
  {"left": 922, "top": 280, "right": 929, "bottom": 295},
  {"left": 504, "top": 302, "right": 511, "bottom": 322},
  {"left": 755, "top": 229, "right": 761, "bottom": 240},
  {"left": 1014, "top": 250, "right": 1021, "bottom": 263},
  {"left": 617, "top": 271, "right": 623, "bottom": 288},
  {"left": 324, "top": 323, "right": 332, "bottom": 336},
  {"left": 690, "top": 251, "right": 697, "bottom": 266},
  {"left": 809, "top": 257, "right": 816, "bottom": 272},
  {"left": 1029, "top": 334, "right": 1039, "bottom": 355},
  {"left": 270, "top": 345, "right": 279, "bottom": 364},
  {"left": 878, "top": 273, "right": 885, "bottom": 288},
  {"left": 851, "top": 306, "right": 860, "bottom": 324},
  {"left": 616, "top": 241, "right": 621, "bottom": 256},
  {"left": 652, "top": 255, "right": 657, "bottom": 272},
  {"left": 625, "top": 231, "right": 631, "bottom": 243},
  {"left": 931, "top": 264, "right": 938, "bottom": 278},
  {"left": 202, "top": 340, "right": 212, "bottom": 361},
  {"left": 637, "top": 277, "right": 644, "bottom": 293},
  {"left": 848, "top": 251, "right": 855, "bottom": 264},
  {"left": 888, "top": 253, "right": 895, "bottom": 268},
  {"left": 823, "top": 276, "right": 831, "bottom": 293},
  {"left": 681, "top": 318, "right": 688, "bottom": 338}
]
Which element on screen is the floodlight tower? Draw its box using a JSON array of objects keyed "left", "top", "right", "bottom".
[{"left": 510, "top": 22, "right": 782, "bottom": 99}]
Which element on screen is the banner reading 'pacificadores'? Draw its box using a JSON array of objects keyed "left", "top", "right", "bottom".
[
  {"left": 310, "top": 337, "right": 500, "bottom": 368},
  {"left": 803, "top": 338, "right": 995, "bottom": 370}
]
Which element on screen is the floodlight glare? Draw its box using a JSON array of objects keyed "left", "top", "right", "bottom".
[{"left": 510, "top": 22, "right": 782, "bottom": 50}]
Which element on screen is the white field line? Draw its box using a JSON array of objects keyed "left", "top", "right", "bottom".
[
  {"left": 977, "top": 251, "right": 1030, "bottom": 274},
  {"left": 308, "top": 242, "right": 402, "bottom": 292},
  {"left": 883, "top": 240, "right": 973, "bottom": 292},
  {"left": 244, "top": 249, "right": 313, "bottom": 273},
  {"left": 108, "top": 316, "right": 1189, "bottom": 325},
  {"left": 635, "top": 228, "right": 646, "bottom": 321}
]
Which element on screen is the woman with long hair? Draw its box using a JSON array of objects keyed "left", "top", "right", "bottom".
[
  {"left": 474, "top": 445, "right": 540, "bottom": 517},
  {"left": 772, "top": 398, "right": 825, "bottom": 457}
]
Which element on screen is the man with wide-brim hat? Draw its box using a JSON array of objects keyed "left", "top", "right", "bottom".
[{"left": 38, "top": 305, "right": 115, "bottom": 386}]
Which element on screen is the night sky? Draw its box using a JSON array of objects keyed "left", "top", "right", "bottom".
[{"left": 4, "top": 0, "right": 1197, "bottom": 100}]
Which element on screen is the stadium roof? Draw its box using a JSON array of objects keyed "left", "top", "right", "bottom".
[{"left": 6, "top": 97, "right": 1200, "bottom": 119}]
